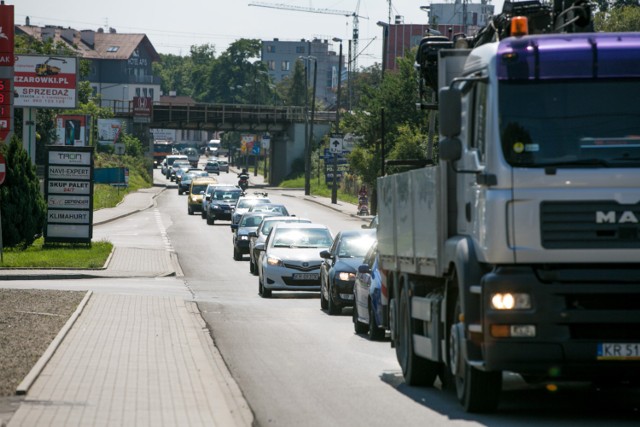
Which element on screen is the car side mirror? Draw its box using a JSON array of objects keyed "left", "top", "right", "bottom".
[
  {"left": 255, "top": 242, "right": 265, "bottom": 251},
  {"left": 205, "top": 195, "right": 211, "bottom": 201},
  {"left": 231, "top": 224, "right": 238, "bottom": 230},
  {"left": 358, "top": 264, "right": 370, "bottom": 274},
  {"left": 319, "top": 250, "right": 331, "bottom": 259},
  {"left": 248, "top": 231, "right": 257, "bottom": 238}
]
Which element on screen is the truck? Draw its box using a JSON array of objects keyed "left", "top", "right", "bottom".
[{"left": 377, "top": 0, "right": 640, "bottom": 413}]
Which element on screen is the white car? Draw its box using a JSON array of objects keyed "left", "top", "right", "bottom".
[
  {"left": 256, "top": 223, "right": 334, "bottom": 298},
  {"left": 231, "top": 193, "right": 271, "bottom": 230}
]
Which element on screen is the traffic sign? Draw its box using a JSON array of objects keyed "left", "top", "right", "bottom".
[
  {"left": 329, "top": 133, "right": 343, "bottom": 154},
  {"left": 0, "top": 153, "right": 5, "bottom": 185}
]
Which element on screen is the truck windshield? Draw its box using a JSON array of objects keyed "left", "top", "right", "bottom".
[{"left": 499, "top": 79, "right": 640, "bottom": 168}]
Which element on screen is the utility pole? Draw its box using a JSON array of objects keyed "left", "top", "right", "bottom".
[
  {"left": 332, "top": 39, "right": 343, "bottom": 205},
  {"left": 306, "top": 58, "right": 317, "bottom": 197}
]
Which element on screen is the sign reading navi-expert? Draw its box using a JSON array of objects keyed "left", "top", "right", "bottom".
[{"left": 45, "top": 146, "right": 94, "bottom": 243}]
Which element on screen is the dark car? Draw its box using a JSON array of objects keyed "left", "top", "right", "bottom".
[
  {"left": 232, "top": 212, "right": 276, "bottom": 261},
  {"left": 352, "top": 241, "right": 387, "bottom": 340},
  {"left": 178, "top": 170, "right": 209, "bottom": 195},
  {"left": 205, "top": 186, "right": 242, "bottom": 224},
  {"left": 319, "top": 229, "right": 376, "bottom": 315}
]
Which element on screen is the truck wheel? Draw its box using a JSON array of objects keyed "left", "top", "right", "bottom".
[
  {"left": 353, "top": 304, "right": 368, "bottom": 334},
  {"left": 449, "top": 299, "right": 501, "bottom": 412},
  {"left": 368, "top": 301, "right": 385, "bottom": 341},
  {"left": 396, "top": 284, "right": 439, "bottom": 386}
]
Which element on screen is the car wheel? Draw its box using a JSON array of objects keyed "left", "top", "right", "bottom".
[
  {"left": 327, "top": 282, "right": 341, "bottom": 315},
  {"left": 367, "top": 299, "right": 385, "bottom": 341},
  {"left": 249, "top": 258, "right": 256, "bottom": 274},
  {"left": 178, "top": 189, "right": 183, "bottom": 195},
  {"left": 353, "top": 303, "right": 368, "bottom": 334},
  {"left": 188, "top": 206, "right": 193, "bottom": 215},
  {"left": 320, "top": 278, "right": 329, "bottom": 310},
  {"left": 259, "top": 277, "right": 271, "bottom": 298},
  {"left": 206, "top": 214, "right": 215, "bottom": 225},
  {"left": 233, "top": 246, "right": 242, "bottom": 261}
]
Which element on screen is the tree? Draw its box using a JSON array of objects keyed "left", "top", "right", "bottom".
[
  {"left": 287, "top": 59, "right": 307, "bottom": 107},
  {"left": 0, "top": 137, "right": 47, "bottom": 249},
  {"left": 595, "top": 5, "right": 640, "bottom": 31}
]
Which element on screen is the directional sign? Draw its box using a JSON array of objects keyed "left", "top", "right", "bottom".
[
  {"left": 329, "top": 133, "right": 343, "bottom": 154},
  {"left": 0, "top": 153, "right": 5, "bottom": 185}
]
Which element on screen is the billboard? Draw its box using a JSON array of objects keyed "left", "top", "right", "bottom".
[
  {"left": 55, "top": 115, "right": 90, "bottom": 146},
  {"left": 97, "top": 118, "right": 128, "bottom": 146},
  {"left": 14, "top": 54, "right": 78, "bottom": 108},
  {"left": 0, "top": 4, "right": 15, "bottom": 67}
]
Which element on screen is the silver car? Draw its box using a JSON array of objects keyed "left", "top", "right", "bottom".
[
  {"left": 248, "top": 216, "right": 312, "bottom": 275},
  {"left": 256, "top": 223, "right": 333, "bottom": 298}
]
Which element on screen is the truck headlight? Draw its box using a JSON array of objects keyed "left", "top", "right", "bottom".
[{"left": 490, "top": 293, "right": 531, "bottom": 310}]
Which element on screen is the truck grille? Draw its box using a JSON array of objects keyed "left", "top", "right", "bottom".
[{"left": 540, "top": 201, "right": 640, "bottom": 249}]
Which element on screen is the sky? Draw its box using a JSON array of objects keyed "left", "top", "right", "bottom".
[{"left": 12, "top": 0, "right": 506, "bottom": 68}]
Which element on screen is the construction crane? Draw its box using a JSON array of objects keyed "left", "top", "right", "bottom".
[{"left": 248, "top": 1, "right": 367, "bottom": 71}]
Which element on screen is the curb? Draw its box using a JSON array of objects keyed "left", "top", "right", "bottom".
[
  {"left": 16, "top": 290, "right": 94, "bottom": 395},
  {"left": 93, "top": 186, "right": 166, "bottom": 226}
]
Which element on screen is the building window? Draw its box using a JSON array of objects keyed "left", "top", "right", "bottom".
[
  {"left": 143, "top": 88, "right": 148, "bottom": 97},
  {"left": 136, "top": 88, "right": 141, "bottom": 97},
  {"left": 106, "top": 46, "right": 119, "bottom": 52},
  {"left": 268, "top": 60, "right": 276, "bottom": 71},
  {"left": 281, "top": 61, "right": 290, "bottom": 71},
  {"left": 149, "top": 88, "right": 154, "bottom": 99},
  {"left": 267, "top": 45, "right": 275, "bottom": 53},
  {"left": 296, "top": 46, "right": 305, "bottom": 54}
]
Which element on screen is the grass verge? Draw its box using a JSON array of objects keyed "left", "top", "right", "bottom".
[
  {"left": 0, "top": 238, "right": 113, "bottom": 268},
  {"left": 278, "top": 175, "right": 359, "bottom": 205}
]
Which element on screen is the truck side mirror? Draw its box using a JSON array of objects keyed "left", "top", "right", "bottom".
[
  {"left": 439, "top": 86, "right": 462, "bottom": 138},
  {"left": 439, "top": 138, "right": 463, "bottom": 162}
]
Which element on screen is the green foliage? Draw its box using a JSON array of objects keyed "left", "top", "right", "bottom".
[
  {"left": 0, "top": 137, "right": 47, "bottom": 249},
  {"left": 93, "top": 149, "right": 153, "bottom": 211},
  {"left": 595, "top": 5, "right": 640, "bottom": 31},
  {"left": 287, "top": 60, "right": 307, "bottom": 107},
  {"left": 0, "top": 238, "right": 112, "bottom": 268}
]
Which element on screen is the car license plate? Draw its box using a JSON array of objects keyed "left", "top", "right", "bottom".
[
  {"left": 597, "top": 343, "right": 640, "bottom": 360},
  {"left": 292, "top": 273, "right": 319, "bottom": 280}
]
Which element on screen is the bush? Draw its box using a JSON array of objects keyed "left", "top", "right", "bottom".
[{"left": 0, "top": 136, "right": 47, "bottom": 249}]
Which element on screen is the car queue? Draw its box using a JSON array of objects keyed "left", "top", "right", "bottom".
[{"left": 171, "top": 152, "right": 386, "bottom": 342}]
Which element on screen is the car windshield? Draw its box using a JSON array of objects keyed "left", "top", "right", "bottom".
[
  {"left": 237, "top": 199, "right": 269, "bottom": 209},
  {"left": 191, "top": 184, "right": 208, "bottom": 194},
  {"left": 214, "top": 190, "right": 241, "bottom": 201},
  {"left": 272, "top": 228, "right": 332, "bottom": 248},
  {"left": 337, "top": 234, "right": 376, "bottom": 258},
  {"left": 240, "top": 215, "right": 265, "bottom": 227},
  {"left": 252, "top": 205, "right": 287, "bottom": 214},
  {"left": 499, "top": 79, "right": 640, "bottom": 167},
  {"left": 261, "top": 219, "right": 308, "bottom": 236}
]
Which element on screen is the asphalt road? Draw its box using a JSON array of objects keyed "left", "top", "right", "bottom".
[{"left": 155, "top": 168, "right": 640, "bottom": 427}]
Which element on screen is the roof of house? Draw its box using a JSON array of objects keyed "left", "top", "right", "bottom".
[{"left": 16, "top": 25, "right": 161, "bottom": 62}]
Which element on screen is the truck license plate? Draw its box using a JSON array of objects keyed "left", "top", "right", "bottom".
[
  {"left": 597, "top": 343, "right": 640, "bottom": 360},
  {"left": 292, "top": 273, "right": 319, "bottom": 280}
]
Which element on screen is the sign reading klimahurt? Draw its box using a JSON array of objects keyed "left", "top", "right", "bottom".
[{"left": 45, "top": 146, "right": 94, "bottom": 243}]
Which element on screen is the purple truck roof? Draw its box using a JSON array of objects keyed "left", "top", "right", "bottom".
[{"left": 497, "top": 32, "right": 640, "bottom": 80}]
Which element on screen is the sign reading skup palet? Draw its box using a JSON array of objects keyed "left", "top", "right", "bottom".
[{"left": 45, "top": 146, "right": 94, "bottom": 243}]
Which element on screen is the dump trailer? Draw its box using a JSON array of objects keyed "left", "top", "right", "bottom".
[{"left": 378, "top": 0, "right": 640, "bottom": 413}]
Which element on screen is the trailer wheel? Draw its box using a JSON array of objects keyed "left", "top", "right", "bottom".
[
  {"left": 449, "top": 299, "right": 501, "bottom": 412},
  {"left": 396, "top": 284, "right": 439, "bottom": 386}
]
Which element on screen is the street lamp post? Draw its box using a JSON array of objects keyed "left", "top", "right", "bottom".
[
  {"left": 376, "top": 21, "right": 389, "bottom": 79},
  {"left": 331, "top": 38, "right": 343, "bottom": 205}
]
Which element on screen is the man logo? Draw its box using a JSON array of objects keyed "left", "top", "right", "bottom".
[{"left": 596, "top": 211, "right": 639, "bottom": 224}]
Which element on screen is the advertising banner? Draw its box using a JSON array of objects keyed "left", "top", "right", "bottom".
[
  {"left": 97, "top": 118, "right": 127, "bottom": 146},
  {"left": 55, "top": 115, "right": 90, "bottom": 146},
  {"left": 0, "top": 4, "right": 15, "bottom": 66},
  {"left": 14, "top": 55, "right": 77, "bottom": 108}
]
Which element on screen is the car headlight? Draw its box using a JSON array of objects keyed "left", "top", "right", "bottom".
[
  {"left": 267, "top": 256, "right": 283, "bottom": 267},
  {"left": 213, "top": 205, "right": 221, "bottom": 210},
  {"left": 240, "top": 235, "right": 248, "bottom": 240},
  {"left": 338, "top": 272, "right": 356, "bottom": 281}
]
